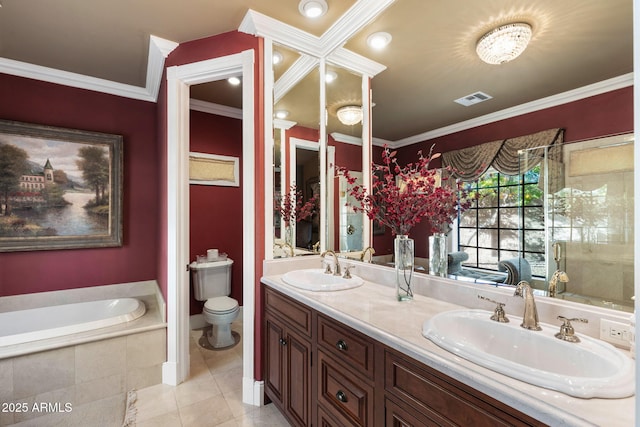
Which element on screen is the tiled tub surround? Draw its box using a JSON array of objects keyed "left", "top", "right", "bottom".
[
  {"left": 262, "top": 257, "right": 635, "bottom": 427},
  {"left": 0, "top": 281, "right": 166, "bottom": 426}
]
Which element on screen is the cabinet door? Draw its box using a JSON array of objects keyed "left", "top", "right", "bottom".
[
  {"left": 264, "top": 313, "right": 285, "bottom": 405},
  {"left": 285, "top": 328, "right": 312, "bottom": 427}
]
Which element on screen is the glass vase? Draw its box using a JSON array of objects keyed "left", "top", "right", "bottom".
[
  {"left": 429, "top": 232, "right": 448, "bottom": 277},
  {"left": 284, "top": 225, "right": 294, "bottom": 250},
  {"left": 394, "top": 235, "right": 414, "bottom": 301}
]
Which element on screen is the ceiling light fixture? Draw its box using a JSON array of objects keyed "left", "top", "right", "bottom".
[
  {"left": 228, "top": 76, "right": 241, "bottom": 86},
  {"left": 367, "top": 32, "right": 392, "bottom": 50},
  {"left": 272, "top": 51, "right": 283, "bottom": 65},
  {"left": 298, "top": 0, "right": 328, "bottom": 18},
  {"left": 476, "top": 22, "right": 532, "bottom": 65},
  {"left": 275, "top": 110, "right": 289, "bottom": 119},
  {"left": 337, "top": 105, "right": 362, "bottom": 126},
  {"left": 325, "top": 70, "right": 337, "bottom": 83}
]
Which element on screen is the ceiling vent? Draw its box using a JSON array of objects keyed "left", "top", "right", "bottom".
[{"left": 454, "top": 91, "right": 493, "bottom": 106}]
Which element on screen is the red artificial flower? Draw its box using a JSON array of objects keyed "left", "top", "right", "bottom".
[
  {"left": 336, "top": 145, "right": 474, "bottom": 236},
  {"left": 275, "top": 185, "right": 317, "bottom": 227}
]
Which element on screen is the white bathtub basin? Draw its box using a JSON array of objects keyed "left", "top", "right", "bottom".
[
  {"left": 282, "top": 269, "right": 364, "bottom": 292},
  {"left": 422, "top": 309, "right": 635, "bottom": 398}
]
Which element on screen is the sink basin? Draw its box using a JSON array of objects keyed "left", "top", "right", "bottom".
[
  {"left": 281, "top": 269, "right": 364, "bottom": 292},
  {"left": 422, "top": 309, "right": 635, "bottom": 398}
]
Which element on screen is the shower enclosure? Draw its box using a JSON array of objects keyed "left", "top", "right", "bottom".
[{"left": 519, "top": 133, "right": 634, "bottom": 311}]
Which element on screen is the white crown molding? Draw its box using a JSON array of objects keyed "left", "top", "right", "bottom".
[
  {"left": 239, "top": 8, "right": 386, "bottom": 79},
  {"left": 390, "top": 73, "right": 634, "bottom": 149},
  {"left": 372, "top": 137, "right": 393, "bottom": 147},
  {"left": 319, "top": 0, "right": 395, "bottom": 58},
  {"left": 330, "top": 132, "right": 362, "bottom": 145},
  {"left": 274, "top": 55, "right": 319, "bottom": 103},
  {"left": 274, "top": 118, "right": 297, "bottom": 129},
  {"left": 0, "top": 34, "right": 177, "bottom": 103},
  {"left": 190, "top": 99, "right": 242, "bottom": 119},
  {"left": 239, "top": 10, "right": 322, "bottom": 58},
  {"left": 327, "top": 47, "right": 386, "bottom": 77},
  {"left": 146, "top": 35, "right": 179, "bottom": 100},
  {"left": 0, "top": 57, "right": 156, "bottom": 101}
]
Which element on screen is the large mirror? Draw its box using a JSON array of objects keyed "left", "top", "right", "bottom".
[
  {"left": 266, "top": 5, "right": 633, "bottom": 314},
  {"left": 325, "top": 64, "right": 365, "bottom": 254},
  {"left": 272, "top": 45, "right": 321, "bottom": 258}
]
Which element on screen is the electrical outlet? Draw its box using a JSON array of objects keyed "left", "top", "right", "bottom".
[{"left": 600, "top": 318, "right": 632, "bottom": 348}]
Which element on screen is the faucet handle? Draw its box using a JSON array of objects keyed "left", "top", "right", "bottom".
[
  {"left": 555, "top": 316, "right": 588, "bottom": 343},
  {"left": 321, "top": 259, "right": 333, "bottom": 274},
  {"left": 478, "top": 295, "right": 509, "bottom": 323},
  {"left": 343, "top": 264, "right": 355, "bottom": 279}
]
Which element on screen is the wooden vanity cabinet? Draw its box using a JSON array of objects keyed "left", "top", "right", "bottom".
[
  {"left": 264, "top": 288, "right": 313, "bottom": 427},
  {"left": 315, "top": 314, "right": 377, "bottom": 426},
  {"left": 263, "top": 285, "right": 547, "bottom": 427},
  {"left": 383, "top": 348, "right": 546, "bottom": 427}
]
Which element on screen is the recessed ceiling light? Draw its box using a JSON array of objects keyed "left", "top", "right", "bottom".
[
  {"left": 367, "top": 32, "right": 392, "bottom": 50},
  {"left": 273, "top": 51, "right": 283, "bottom": 65},
  {"left": 275, "top": 110, "right": 289, "bottom": 119},
  {"left": 299, "top": 0, "right": 328, "bottom": 18},
  {"left": 325, "top": 71, "right": 337, "bottom": 83},
  {"left": 228, "top": 76, "right": 241, "bottom": 86}
]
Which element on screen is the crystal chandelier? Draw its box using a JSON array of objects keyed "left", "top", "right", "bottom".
[
  {"left": 476, "top": 23, "right": 532, "bottom": 65},
  {"left": 336, "top": 105, "right": 362, "bottom": 126}
]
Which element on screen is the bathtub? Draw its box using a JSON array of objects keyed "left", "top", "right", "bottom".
[{"left": 0, "top": 297, "right": 146, "bottom": 347}]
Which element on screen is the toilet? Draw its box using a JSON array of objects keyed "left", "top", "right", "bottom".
[{"left": 190, "top": 258, "right": 239, "bottom": 348}]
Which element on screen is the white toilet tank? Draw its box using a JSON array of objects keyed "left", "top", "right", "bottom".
[{"left": 190, "top": 259, "right": 233, "bottom": 301}]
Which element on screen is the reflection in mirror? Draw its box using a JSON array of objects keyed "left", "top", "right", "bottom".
[
  {"left": 520, "top": 134, "right": 634, "bottom": 312},
  {"left": 325, "top": 65, "right": 364, "bottom": 254},
  {"left": 272, "top": 45, "right": 321, "bottom": 258}
]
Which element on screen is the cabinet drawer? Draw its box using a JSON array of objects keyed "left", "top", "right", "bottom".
[
  {"left": 264, "top": 287, "right": 312, "bottom": 337},
  {"left": 318, "top": 351, "right": 374, "bottom": 427},
  {"left": 385, "top": 350, "right": 544, "bottom": 427},
  {"left": 317, "top": 314, "right": 374, "bottom": 379}
]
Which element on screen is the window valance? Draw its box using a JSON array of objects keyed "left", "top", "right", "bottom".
[{"left": 442, "top": 128, "right": 564, "bottom": 181}]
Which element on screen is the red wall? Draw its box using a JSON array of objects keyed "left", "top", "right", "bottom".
[
  {"left": 0, "top": 74, "right": 159, "bottom": 296},
  {"left": 189, "top": 111, "right": 243, "bottom": 314},
  {"left": 392, "top": 87, "right": 634, "bottom": 258},
  {"left": 159, "top": 30, "right": 266, "bottom": 378},
  {"left": 330, "top": 137, "right": 363, "bottom": 248}
]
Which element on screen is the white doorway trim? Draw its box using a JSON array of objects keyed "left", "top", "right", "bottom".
[{"left": 164, "top": 49, "right": 261, "bottom": 405}]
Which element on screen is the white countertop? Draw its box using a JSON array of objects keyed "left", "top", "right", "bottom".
[{"left": 262, "top": 257, "right": 635, "bottom": 427}]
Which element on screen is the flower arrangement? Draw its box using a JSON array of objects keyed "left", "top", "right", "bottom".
[
  {"left": 275, "top": 185, "right": 317, "bottom": 227},
  {"left": 337, "top": 145, "right": 473, "bottom": 237}
]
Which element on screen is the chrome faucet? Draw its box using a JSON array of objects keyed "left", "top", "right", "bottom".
[
  {"left": 321, "top": 250, "right": 341, "bottom": 276},
  {"left": 360, "top": 246, "right": 375, "bottom": 262},
  {"left": 513, "top": 281, "right": 542, "bottom": 331},
  {"left": 548, "top": 270, "right": 569, "bottom": 298}
]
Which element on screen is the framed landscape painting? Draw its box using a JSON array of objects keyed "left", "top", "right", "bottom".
[{"left": 0, "top": 120, "right": 123, "bottom": 252}]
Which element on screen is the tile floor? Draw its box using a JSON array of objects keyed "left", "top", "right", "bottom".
[{"left": 135, "top": 321, "right": 290, "bottom": 426}]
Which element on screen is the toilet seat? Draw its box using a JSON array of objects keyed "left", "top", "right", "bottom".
[{"left": 204, "top": 296, "right": 239, "bottom": 314}]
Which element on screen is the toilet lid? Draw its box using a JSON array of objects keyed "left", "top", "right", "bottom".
[{"left": 204, "top": 296, "right": 238, "bottom": 313}]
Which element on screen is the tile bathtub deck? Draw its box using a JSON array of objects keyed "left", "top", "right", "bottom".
[{"left": 135, "top": 322, "right": 290, "bottom": 427}]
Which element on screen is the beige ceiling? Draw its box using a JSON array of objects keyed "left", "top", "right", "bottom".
[{"left": 0, "top": 0, "right": 632, "bottom": 142}]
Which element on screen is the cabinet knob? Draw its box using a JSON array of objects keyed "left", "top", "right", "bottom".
[
  {"left": 336, "top": 339, "right": 348, "bottom": 351},
  {"left": 336, "top": 390, "right": 348, "bottom": 403},
  {"left": 279, "top": 338, "right": 287, "bottom": 346}
]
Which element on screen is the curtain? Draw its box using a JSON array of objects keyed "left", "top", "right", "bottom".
[{"left": 442, "top": 128, "right": 564, "bottom": 181}]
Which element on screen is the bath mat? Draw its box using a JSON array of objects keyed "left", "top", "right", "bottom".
[
  {"left": 197, "top": 330, "right": 241, "bottom": 351},
  {"left": 121, "top": 389, "right": 137, "bottom": 427}
]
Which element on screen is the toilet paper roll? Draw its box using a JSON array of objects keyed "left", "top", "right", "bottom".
[{"left": 207, "top": 249, "right": 219, "bottom": 260}]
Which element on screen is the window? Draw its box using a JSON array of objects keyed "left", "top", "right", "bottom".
[{"left": 458, "top": 166, "right": 545, "bottom": 276}]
